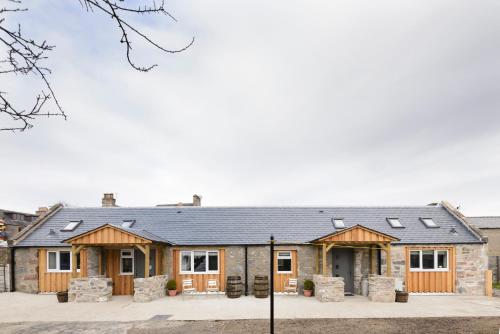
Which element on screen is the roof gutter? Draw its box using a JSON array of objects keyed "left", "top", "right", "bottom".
[
  {"left": 13, "top": 203, "right": 64, "bottom": 246},
  {"left": 440, "top": 201, "right": 487, "bottom": 243}
]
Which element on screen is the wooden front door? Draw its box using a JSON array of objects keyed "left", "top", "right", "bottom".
[
  {"left": 106, "top": 249, "right": 134, "bottom": 295},
  {"left": 273, "top": 250, "right": 297, "bottom": 292},
  {"left": 332, "top": 248, "right": 354, "bottom": 294}
]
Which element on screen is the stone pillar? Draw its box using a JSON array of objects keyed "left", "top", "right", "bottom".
[
  {"left": 86, "top": 247, "right": 101, "bottom": 276},
  {"left": 353, "top": 248, "right": 369, "bottom": 295},
  {"left": 368, "top": 275, "right": 395, "bottom": 302},
  {"left": 313, "top": 274, "right": 344, "bottom": 302}
]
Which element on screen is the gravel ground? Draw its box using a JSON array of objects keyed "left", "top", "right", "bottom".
[{"left": 2, "top": 317, "right": 500, "bottom": 334}]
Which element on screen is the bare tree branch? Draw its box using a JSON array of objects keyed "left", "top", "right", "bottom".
[{"left": 0, "top": 0, "right": 194, "bottom": 132}]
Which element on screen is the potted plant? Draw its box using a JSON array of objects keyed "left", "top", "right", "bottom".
[
  {"left": 56, "top": 290, "right": 68, "bottom": 303},
  {"left": 166, "top": 279, "right": 177, "bottom": 296},
  {"left": 395, "top": 290, "right": 408, "bottom": 303},
  {"left": 303, "top": 279, "right": 314, "bottom": 297}
]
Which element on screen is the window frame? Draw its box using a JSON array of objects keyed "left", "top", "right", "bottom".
[
  {"left": 61, "top": 220, "right": 82, "bottom": 232},
  {"left": 387, "top": 218, "right": 404, "bottom": 228},
  {"left": 120, "top": 249, "right": 135, "bottom": 275},
  {"left": 179, "top": 250, "right": 219, "bottom": 274},
  {"left": 333, "top": 218, "right": 345, "bottom": 229},
  {"left": 46, "top": 250, "right": 72, "bottom": 273},
  {"left": 409, "top": 249, "right": 449, "bottom": 272},
  {"left": 277, "top": 251, "right": 293, "bottom": 274},
  {"left": 420, "top": 218, "right": 439, "bottom": 228}
]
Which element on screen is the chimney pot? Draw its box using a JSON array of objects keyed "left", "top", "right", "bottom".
[
  {"left": 102, "top": 193, "right": 117, "bottom": 207},
  {"left": 193, "top": 194, "right": 202, "bottom": 206}
]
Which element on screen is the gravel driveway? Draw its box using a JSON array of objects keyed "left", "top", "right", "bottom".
[{"left": 2, "top": 317, "right": 500, "bottom": 334}]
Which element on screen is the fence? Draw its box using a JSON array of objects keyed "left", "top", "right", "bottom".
[{"left": 0, "top": 264, "right": 10, "bottom": 292}]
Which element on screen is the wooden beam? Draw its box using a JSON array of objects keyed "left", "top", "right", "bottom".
[
  {"left": 386, "top": 244, "right": 392, "bottom": 277},
  {"left": 325, "top": 242, "right": 336, "bottom": 252},
  {"left": 71, "top": 245, "right": 78, "bottom": 278},
  {"left": 144, "top": 244, "right": 150, "bottom": 278},
  {"left": 135, "top": 244, "right": 146, "bottom": 255},
  {"left": 316, "top": 247, "right": 320, "bottom": 274},
  {"left": 74, "top": 245, "right": 85, "bottom": 255},
  {"left": 322, "top": 243, "right": 327, "bottom": 277}
]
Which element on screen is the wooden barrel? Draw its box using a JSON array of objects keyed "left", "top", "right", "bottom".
[
  {"left": 226, "top": 276, "right": 242, "bottom": 298},
  {"left": 254, "top": 275, "right": 269, "bottom": 298}
]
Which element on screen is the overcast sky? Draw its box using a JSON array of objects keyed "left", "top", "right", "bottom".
[{"left": 1, "top": 0, "right": 500, "bottom": 215}]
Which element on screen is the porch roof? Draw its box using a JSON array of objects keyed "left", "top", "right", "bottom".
[
  {"left": 312, "top": 224, "right": 400, "bottom": 244},
  {"left": 62, "top": 223, "right": 171, "bottom": 245}
]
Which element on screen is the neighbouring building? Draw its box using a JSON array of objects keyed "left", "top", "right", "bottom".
[
  {"left": 467, "top": 216, "right": 500, "bottom": 283},
  {"left": 12, "top": 194, "right": 489, "bottom": 301}
]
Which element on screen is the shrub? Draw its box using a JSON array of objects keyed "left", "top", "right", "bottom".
[
  {"left": 166, "top": 279, "right": 177, "bottom": 290},
  {"left": 303, "top": 279, "right": 314, "bottom": 291}
]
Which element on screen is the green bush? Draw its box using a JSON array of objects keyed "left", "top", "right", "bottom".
[
  {"left": 303, "top": 279, "right": 314, "bottom": 291},
  {"left": 166, "top": 279, "right": 177, "bottom": 290}
]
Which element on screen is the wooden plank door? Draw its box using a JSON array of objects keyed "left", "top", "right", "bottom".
[
  {"left": 106, "top": 249, "right": 134, "bottom": 295},
  {"left": 274, "top": 250, "right": 297, "bottom": 292}
]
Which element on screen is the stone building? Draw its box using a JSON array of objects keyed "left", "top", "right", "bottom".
[
  {"left": 11, "top": 194, "right": 488, "bottom": 301},
  {"left": 467, "top": 216, "right": 500, "bottom": 283}
]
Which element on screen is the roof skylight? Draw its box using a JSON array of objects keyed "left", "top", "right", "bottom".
[
  {"left": 421, "top": 218, "right": 438, "bottom": 228},
  {"left": 61, "top": 220, "right": 81, "bottom": 231},
  {"left": 387, "top": 218, "right": 404, "bottom": 228},
  {"left": 121, "top": 220, "right": 135, "bottom": 228},
  {"left": 333, "top": 218, "right": 345, "bottom": 229}
]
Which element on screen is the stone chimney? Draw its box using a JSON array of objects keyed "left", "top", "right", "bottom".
[
  {"left": 102, "top": 193, "right": 117, "bottom": 207},
  {"left": 193, "top": 194, "right": 202, "bottom": 206},
  {"left": 36, "top": 207, "right": 49, "bottom": 217}
]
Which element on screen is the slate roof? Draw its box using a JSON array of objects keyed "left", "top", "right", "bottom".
[
  {"left": 467, "top": 217, "right": 500, "bottom": 229},
  {"left": 15, "top": 204, "right": 483, "bottom": 247}
]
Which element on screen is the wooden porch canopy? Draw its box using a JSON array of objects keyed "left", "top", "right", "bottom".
[
  {"left": 312, "top": 224, "right": 400, "bottom": 277},
  {"left": 63, "top": 224, "right": 169, "bottom": 278}
]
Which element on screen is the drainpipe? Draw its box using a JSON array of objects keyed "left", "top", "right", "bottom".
[
  {"left": 10, "top": 247, "right": 15, "bottom": 292},
  {"left": 244, "top": 246, "right": 248, "bottom": 296}
]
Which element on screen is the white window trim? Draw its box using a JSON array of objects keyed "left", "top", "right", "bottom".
[
  {"left": 46, "top": 250, "right": 72, "bottom": 273},
  {"left": 277, "top": 251, "right": 293, "bottom": 274},
  {"left": 120, "top": 249, "right": 135, "bottom": 275},
  {"left": 409, "top": 250, "right": 449, "bottom": 272},
  {"left": 179, "top": 250, "right": 219, "bottom": 274}
]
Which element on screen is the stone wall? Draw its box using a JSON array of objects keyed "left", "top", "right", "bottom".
[
  {"left": 14, "top": 248, "right": 38, "bottom": 293},
  {"left": 313, "top": 274, "right": 344, "bottom": 302},
  {"left": 0, "top": 247, "right": 10, "bottom": 265},
  {"left": 133, "top": 275, "right": 168, "bottom": 302},
  {"left": 68, "top": 276, "right": 112, "bottom": 302},
  {"left": 488, "top": 256, "right": 499, "bottom": 283},
  {"left": 455, "top": 243, "right": 488, "bottom": 295},
  {"left": 368, "top": 275, "right": 395, "bottom": 302},
  {"left": 224, "top": 246, "right": 246, "bottom": 291},
  {"left": 0, "top": 264, "right": 10, "bottom": 292}
]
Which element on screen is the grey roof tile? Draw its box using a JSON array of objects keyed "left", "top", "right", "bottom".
[
  {"left": 467, "top": 216, "right": 500, "bottom": 229},
  {"left": 16, "top": 205, "right": 482, "bottom": 247}
]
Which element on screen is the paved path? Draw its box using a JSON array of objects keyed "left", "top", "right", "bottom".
[
  {"left": 0, "top": 292, "right": 499, "bottom": 322},
  {"left": 2, "top": 318, "right": 500, "bottom": 334}
]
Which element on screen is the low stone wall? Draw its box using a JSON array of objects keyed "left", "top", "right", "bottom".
[
  {"left": 133, "top": 275, "right": 168, "bottom": 302},
  {"left": 69, "top": 276, "right": 112, "bottom": 302},
  {"left": 368, "top": 275, "right": 395, "bottom": 302},
  {"left": 313, "top": 275, "right": 344, "bottom": 302}
]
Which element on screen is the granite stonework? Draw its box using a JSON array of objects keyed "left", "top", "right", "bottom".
[
  {"left": 0, "top": 247, "right": 10, "bottom": 265},
  {"left": 456, "top": 244, "right": 488, "bottom": 295},
  {"left": 313, "top": 275, "right": 344, "bottom": 302},
  {"left": 86, "top": 247, "right": 101, "bottom": 277},
  {"left": 14, "top": 248, "right": 38, "bottom": 293},
  {"left": 133, "top": 275, "right": 168, "bottom": 302},
  {"left": 68, "top": 276, "right": 112, "bottom": 302},
  {"left": 488, "top": 256, "right": 498, "bottom": 283},
  {"left": 368, "top": 275, "right": 395, "bottom": 302},
  {"left": 353, "top": 249, "right": 370, "bottom": 295},
  {"left": 380, "top": 245, "right": 405, "bottom": 290}
]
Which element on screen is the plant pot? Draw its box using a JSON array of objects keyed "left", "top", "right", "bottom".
[
  {"left": 303, "top": 290, "right": 312, "bottom": 297},
  {"left": 168, "top": 290, "right": 177, "bottom": 297},
  {"left": 395, "top": 291, "right": 408, "bottom": 303},
  {"left": 56, "top": 291, "right": 68, "bottom": 303}
]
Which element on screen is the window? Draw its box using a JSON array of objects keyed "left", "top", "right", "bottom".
[
  {"left": 120, "top": 249, "right": 134, "bottom": 275},
  {"left": 121, "top": 220, "right": 135, "bottom": 228},
  {"left": 47, "top": 250, "right": 72, "bottom": 272},
  {"left": 179, "top": 251, "right": 219, "bottom": 274},
  {"left": 409, "top": 249, "right": 449, "bottom": 272},
  {"left": 410, "top": 251, "right": 420, "bottom": 269},
  {"left": 61, "top": 220, "right": 82, "bottom": 231},
  {"left": 76, "top": 253, "right": 81, "bottom": 272},
  {"left": 277, "top": 251, "right": 292, "bottom": 273},
  {"left": 387, "top": 218, "right": 403, "bottom": 228},
  {"left": 421, "top": 218, "right": 438, "bottom": 228},
  {"left": 333, "top": 218, "right": 345, "bottom": 229}
]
